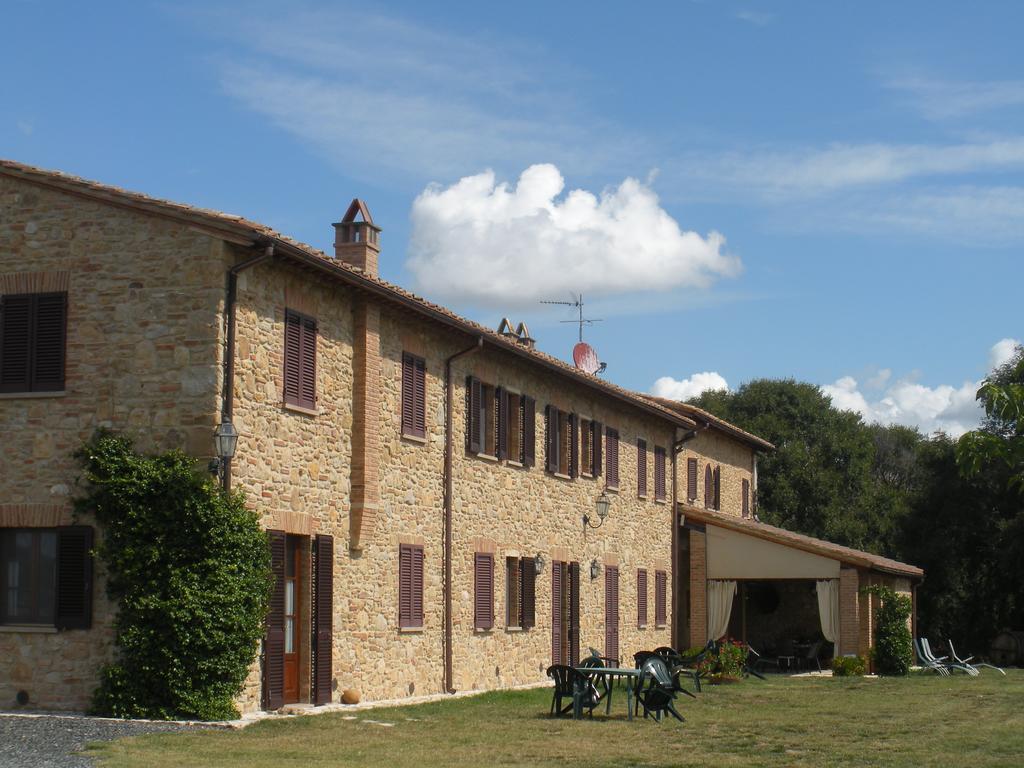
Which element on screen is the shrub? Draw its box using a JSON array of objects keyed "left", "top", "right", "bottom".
[
  {"left": 697, "top": 639, "right": 747, "bottom": 679},
  {"left": 831, "top": 655, "right": 866, "bottom": 676},
  {"left": 863, "top": 584, "right": 913, "bottom": 676},
  {"left": 77, "top": 431, "right": 271, "bottom": 720}
]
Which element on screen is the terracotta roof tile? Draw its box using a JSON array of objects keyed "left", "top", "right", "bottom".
[{"left": 649, "top": 396, "right": 774, "bottom": 450}]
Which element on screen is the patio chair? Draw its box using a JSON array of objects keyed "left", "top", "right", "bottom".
[
  {"left": 913, "top": 638, "right": 950, "bottom": 676},
  {"left": 636, "top": 657, "right": 685, "bottom": 723},
  {"left": 947, "top": 640, "right": 1005, "bottom": 675},
  {"left": 546, "top": 665, "right": 601, "bottom": 717},
  {"left": 922, "top": 638, "right": 976, "bottom": 675},
  {"left": 799, "top": 640, "right": 823, "bottom": 673},
  {"left": 652, "top": 646, "right": 701, "bottom": 696},
  {"left": 674, "top": 640, "right": 716, "bottom": 693},
  {"left": 579, "top": 655, "right": 616, "bottom": 714},
  {"left": 737, "top": 643, "right": 767, "bottom": 680}
]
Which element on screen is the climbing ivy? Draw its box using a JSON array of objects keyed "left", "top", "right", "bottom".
[{"left": 863, "top": 584, "right": 913, "bottom": 676}]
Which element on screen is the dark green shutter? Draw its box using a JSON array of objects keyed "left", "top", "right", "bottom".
[
  {"left": 55, "top": 526, "right": 93, "bottom": 630},
  {"left": 312, "top": 534, "right": 333, "bottom": 705},
  {"left": 264, "top": 530, "right": 286, "bottom": 711}
]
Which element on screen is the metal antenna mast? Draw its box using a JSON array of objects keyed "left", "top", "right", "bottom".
[{"left": 540, "top": 294, "right": 603, "bottom": 342}]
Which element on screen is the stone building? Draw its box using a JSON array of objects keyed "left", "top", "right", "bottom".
[{"left": 0, "top": 160, "right": 923, "bottom": 713}]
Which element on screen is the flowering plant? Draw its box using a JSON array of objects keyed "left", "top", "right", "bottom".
[{"left": 697, "top": 638, "right": 747, "bottom": 680}]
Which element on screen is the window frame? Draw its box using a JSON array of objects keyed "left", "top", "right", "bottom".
[
  {"left": 0, "top": 291, "right": 68, "bottom": 394},
  {"left": 0, "top": 527, "right": 57, "bottom": 626}
]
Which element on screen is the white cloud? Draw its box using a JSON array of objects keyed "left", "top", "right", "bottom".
[
  {"left": 406, "top": 164, "right": 740, "bottom": 305},
  {"left": 651, "top": 372, "right": 730, "bottom": 401},
  {"left": 989, "top": 338, "right": 1022, "bottom": 369},
  {"left": 734, "top": 10, "right": 773, "bottom": 26},
  {"left": 886, "top": 77, "right": 1024, "bottom": 120},
  {"left": 821, "top": 338, "right": 1021, "bottom": 437}
]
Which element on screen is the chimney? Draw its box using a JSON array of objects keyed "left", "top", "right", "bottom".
[{"left": 333, "top": 198, "right": 382, "bottom": 277}]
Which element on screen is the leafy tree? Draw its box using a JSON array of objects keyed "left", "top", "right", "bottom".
[{"left": 76, "top": 431, "right": 271, "bottom": 720}]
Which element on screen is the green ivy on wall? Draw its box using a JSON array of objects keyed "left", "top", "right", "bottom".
[{"left": 864, "top": 584, "right": 913, "bottom": 676}]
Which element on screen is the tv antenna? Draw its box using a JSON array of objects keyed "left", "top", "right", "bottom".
[{"left": 540, "top": 293, "right": 603, "bottom": 343}]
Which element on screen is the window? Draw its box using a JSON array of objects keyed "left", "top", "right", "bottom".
[
  {"left": 579, "top": 418, "right": 603, "bottom": 478},
  {"left": 505, "top": 556, "right": 536, "bottom": 629},
  {"left": 398, "top": 544, "right": 424, "bottom": 629},
  {"left": 401, "top": 352, "right": 426, "bottom": 438},
  {"left": 605, "top": 427, "right": 620, "bottom": 489},
  {"left": 637, "top": 568, "right": 648, "bottom": 628},
  {"left": 655, "top": 570, "right": 667, "bottom": 627},
  {"left": 654, "top": 446, "right": 667, "bottom": 502},
  {"left": 742, "top": 478, "right": 750, "bottom": 518},
  {"left": 687, "top": 458, "right": 698, "bottom": 503},
  {"left": 0, "top": 292, "right": 67, "bottom": 393},
  {"left": 468, "top": 379, "right": 536, "bottom": 465},
  {"left": 283, "top": 309, "right": 317, "bottom": 410},
  {"left": 704, "top": 464, "right": 713, "bottom": 508},
  {"left": 474, "top": 552, "right": 494, "bottom": 630},
  {"left": 637, "top": 439, "right": 648, "bottom": 498},
  {"left": 1, "top": 526, "right": 92, "bottom": 628},
  {"left": 545, "top": 406, "right": 578, "bottom": 477}
]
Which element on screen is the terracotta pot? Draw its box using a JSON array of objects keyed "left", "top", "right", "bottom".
[{"left": 341, "top": 689, "right": 361, "bottom": 705}]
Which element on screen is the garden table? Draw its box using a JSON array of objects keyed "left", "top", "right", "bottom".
[{"left": 572, "top": 667, "right": 643, "bottom": 721}]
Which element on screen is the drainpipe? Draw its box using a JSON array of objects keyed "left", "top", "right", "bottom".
[
  {"left": 220, "top": 241, "right": 275, "bottom": 490},
  {"left": 670, "top": 422, "right": 709, "bottom": 649},
  {"left": 443, "top": 336, "right": 483, "bottom": 693}
]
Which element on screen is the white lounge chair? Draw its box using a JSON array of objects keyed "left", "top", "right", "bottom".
[
  {"left": 914, "top": 638, "right": 950, "bottom": 676},
  {"left": 948, "top": 640, "right": 1006, "bottom": 676},
  {"left": 921, "top": 638, "right": 977, "bottom": 675}
]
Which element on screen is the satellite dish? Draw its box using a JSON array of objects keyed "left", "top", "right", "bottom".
[{"left": 573, "top": 342, "right": 600, "bottom": 374}]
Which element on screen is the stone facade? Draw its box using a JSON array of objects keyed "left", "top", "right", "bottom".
[{"left": 677, "top": 430, "right": 755, "bottom": 519}]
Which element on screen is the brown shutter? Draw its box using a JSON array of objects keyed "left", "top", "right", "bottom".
[
  {"left": 606, "top": 428, "right": 619, "bottom": 488},
  {"left": 637, "top": 439, "right": 647, "bottom": 497},
  {"left": 412, "top": 546, "right": 424, "bottom": 626},
  {"left": 604, "top": 565, "right": 619, "bottom": 663},
  {"left": 544, "top": 405, "right": 559, "bottom": 473},
  {"left": 569, "top": 561, "right": 580, "bottom": 666},
  {"left": 655, "top": 447, "right": 666, "bottom": 501},
  {"left": 742, "top": 479, "right": 750, "bottom": 518},
  {"left": 705, "top": 465, "right": 713, "bottom": 508},
  {"left": 521, "top": 557, "right": 536, "bottom": 629},
  {"left": 714, "top": 466, "right": 721, "bottom": 510},
  {"left": 655, "top": 570, "right": 667, "bottom": 627},
  {"left": 466, "top": 376, "right": 482, "bottom": 453},
  {"left": 568, "top": 413, "right": 579, "bottom": 478},
  {"left": 264, "top": 530, "right": 286, "bottom": 710},
  {"left": 637, "top": 568, "right": 648, "bottom": 628},
  {"left": 32, "top": 293, "right": 67, "bottom": 392},
  {"left": 283, "top": 311, "right": 302, "bottom": 407},
  {"left": 474, "top": 553, "right": 494, "bottom": 630},
  {"left": 399, "top": 544, "right": 423, "bottom": 629},
  {"left": 592, "top": 421, "right": 603, "bottom": 477},
  {"left": 312, "top": 534, "right": 333, "bottom": 705},
  {"left": 496, "top": 387, "right": 508, "bottom": 460},
  {"left": 299, "top": 315, "right": 317, "bottom": 409},
  {"left": 401, "top": 353, "right": 415, "bottom": 435},
  {"left": 551, "top": 561, "right": 562, "bottom": 664},
  {"left": 55, "top": 525, "right": 93, "bottom": 630},
  {"left": 687, "top": 458, "right": 698, "bottom": 502},
  {"left": 0, "top": 294, "right": 33, "bottom": 392},
  {"left": 414, "top": 357, "right": 426, "bottom": 438},
  {"left": 522, "top": 396, "right": 536, "bottom": 467}
]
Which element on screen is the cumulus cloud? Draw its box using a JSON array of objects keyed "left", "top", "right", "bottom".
[
  {"left": 406, "top": 164, "right": 740, "bottom": 305},
  {"left": 821, "top": 338, "right": 1022, "bottom": 437},
  {"left": 650, "top": 372, "right": 730, "bottom": 401}
]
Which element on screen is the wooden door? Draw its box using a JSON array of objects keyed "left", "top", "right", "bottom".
[
  {"left": 283, "top": 535, "right": 301, "bottom": 704},
  {"left": 552, "top": 561, "right": 580, "bottom": 666}
]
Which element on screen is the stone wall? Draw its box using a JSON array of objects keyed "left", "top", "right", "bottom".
[
  {"left": 677, "top": 429, "right": 754, "bottom": 518},
  {"left": 0, "top": 175, "right": 226, "bottom": 710}
]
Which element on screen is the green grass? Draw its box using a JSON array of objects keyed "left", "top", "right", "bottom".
[{"left": 89, "top": 670, "right": 1024, "bottom": 767}]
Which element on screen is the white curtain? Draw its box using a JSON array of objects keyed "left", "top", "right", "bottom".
[
  {"left": 816, "top": 579, "right": 840, "bottom": 645},
  {"left": 707, "top": 580, "right": 737, "bottom": 640}
]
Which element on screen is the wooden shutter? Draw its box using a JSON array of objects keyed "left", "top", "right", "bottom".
[
  {"left": 742, "top": 479, "right": 750, "bottom": 518},
  {"left": 299, "top": 315, "right": 317, "bottom": 409},
  {"left": 606, "top": 428, "right": 619, "bottom": 488},
  {"left": 312, "top": 534, "right": 333, "bottom": 705},
  {"left": 521, "top": 557, "right": 536, "bottom": 629},
  {"left": 568, "top": 413, "right": 579, "bottom": 478},
  {"left": 0, "top": 294, "right": 33, "bottom": 392},
  {"left": 592, "top": 421, "right": 603, "bottom": 477},
  {"left": 655, "top": 570, "right": 667, "bottom": 627},
  {"left": 401, "top": 353, "right": 426, "bottom": 438},
  {"left": 551, "top": 561, "right": 562, "bottom": 664},
  {"left": 604, "top": 565, "right": 619, "bottom": 663},
  {"left": 705, "top": 465, "right": 713, "bottom": 508},
  {"left": 283, "top": 311, "right": 302, "bottom": 407},
  {"left": 474, "top": 553, "right": 494, "bottom": 630},
  {"left": 55, "top": 526, "right": 93, "bottom": 630},
  {"left": 466, "top": 376, "right": 482, "bottom": 453},
  {"left": 32, "top": 293, "right": 67, "bottom": 391},
  {"left": 637, "top": 439, "right": 647, "bottom": 497},
  {"left": 412, "top": 546, "right": 424, "bottom": 626},
  {"left": 414, "top": 357, "right": 426, "bottom": 438},
  {"left": 544, "top": 405, "right": 559, "bottom": 473},
  {"left": 522, "top": 396, "right": 536, "bottom": 467},
  {"left": 687, "top": 458, "right": 698, "bottom": 502},
  {"left": 637, "top": 568, "right": 648, "bottom": 628},
  {"left": 399, "top": 544, "right": 424, "bottom": 629},
  {"left": 264, "top": 530, "right": 286, "bottom": 711},
  {"left": 655, "top": 447, "right": 666, "bottom": 501},
  {"left": 496, "top": 387, "right": 508, "bottom": 460},
  {"left": 714, "top": 466, "right": 721, "bottom": 510},
  {"left": 568, "top": 561, "right": 580, "bottom": 666}
]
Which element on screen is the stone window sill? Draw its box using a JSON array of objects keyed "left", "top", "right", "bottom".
[
  {"left": 473, "top": 452, "right": 498, "bottom": 462},
  {"left": 402, "top": 433, "right": 427, "bottom": 445},
  {"left": 638, "top": 624, "right": 647, "bottom": 630},
  {"left": 283, "top": 402, "right": 320, "bottom": 417},
  {"left": 606, "top": 485, "right": 619, "bottom": 493},
  {"left": 505, "top": 626, "right": 525, "bottom": 633},
  {"left": 398, "top": 626, "right": 424, "bottom": 634},
  {"left": 552, "top": 472, "right": 572, "bottom": 481},
  {"left": 654, "top": 498, "right": 667, "bottom": 505},
  {"left": 507, "top": 460, "right": 523, "bottom": 468},
  {"left": 0, "top": 624, "right": 58, "bottom": 634},
  {"left": 0, "top": 390, "right": 67, "bottom": 400},
  {"left": 638, "top": 494, "right": 648, "bottom": 501}
]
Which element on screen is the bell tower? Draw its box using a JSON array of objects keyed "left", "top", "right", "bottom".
[{"left": 333, "top": 199, "right": 382, "bottom": 277}]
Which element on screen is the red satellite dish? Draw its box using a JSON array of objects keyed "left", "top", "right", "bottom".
[{"left": 573, "top": 342, "right": 600, "bottom": 374}]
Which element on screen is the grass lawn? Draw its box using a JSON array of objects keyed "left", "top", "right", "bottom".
[{"left": 89, "top": 670, "right": 1024, "bottom": 767}]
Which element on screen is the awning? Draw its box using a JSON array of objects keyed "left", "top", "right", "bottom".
[{"left": 706, "top": 523, "right": 840, "bottom": 580}]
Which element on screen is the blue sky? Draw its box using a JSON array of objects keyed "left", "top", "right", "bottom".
[{"left": 4, "top": 1, "right": 1021, "bottom": 435}]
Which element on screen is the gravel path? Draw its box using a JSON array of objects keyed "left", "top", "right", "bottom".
[{"left": 0, "top": 713, "right": 206, "bottom": 767}]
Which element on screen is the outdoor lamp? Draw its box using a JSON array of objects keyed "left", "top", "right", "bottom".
[
  {"left": 583, "top": 490, "right": 611, "bottom": 529},
  {"left": 213, "top": 418, "right": 238, "bottom": 460},
  {"left": 590, "top": 558, "right": 601, "bottom": 580},
  {"left": 534, "top": 553, "right": 546, "bottom": 574}
]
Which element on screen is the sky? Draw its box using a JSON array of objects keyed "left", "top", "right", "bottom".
[{"left": 3, "top": 1, "right": 1021, "bottom": 436}]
